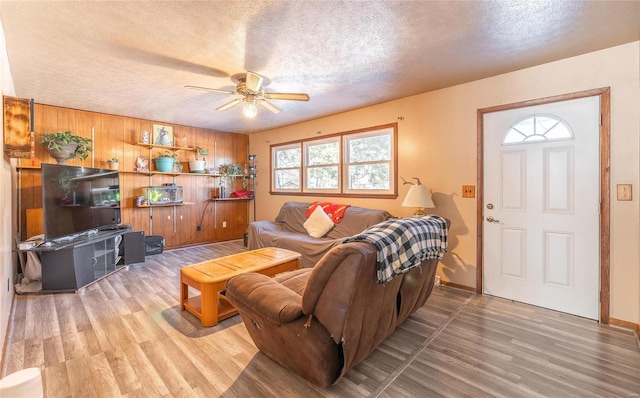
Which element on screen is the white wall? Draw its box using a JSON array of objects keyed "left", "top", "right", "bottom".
[
  {"left": 0, "top": 17, "right": 16, "bottom": 366},
  {"left": 250, "top": 42, "right": 640, "bottom": 325}
]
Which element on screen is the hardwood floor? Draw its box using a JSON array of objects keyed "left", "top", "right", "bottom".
[{"left": 3, "top": 240, "right": 639, "bottom": 397}]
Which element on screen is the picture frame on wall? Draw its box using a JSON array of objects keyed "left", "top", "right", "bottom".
[
  {"left": 153, "top": 124, "right": 173, "bottom": 146},
  {"left": 3, "top": 96, "right": 32, "bottom": 158}
]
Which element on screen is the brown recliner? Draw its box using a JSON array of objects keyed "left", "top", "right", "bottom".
[{"left": 225, "top": 240, "right": 442, "bottom": 387}]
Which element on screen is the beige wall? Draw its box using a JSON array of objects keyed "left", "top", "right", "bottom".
[
  {"left": 0, "top": 18, "right": 16, "bottom": 363},
  {"left": 250, "top": 41, "right": 640, "bottom": 325}
]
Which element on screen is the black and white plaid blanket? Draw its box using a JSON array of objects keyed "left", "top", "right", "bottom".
[{"left": 343, "top": 216, "right": 448, "bottom": 284}]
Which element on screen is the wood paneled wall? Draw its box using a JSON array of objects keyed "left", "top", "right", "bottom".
[{"left": 17, "top": 103, "right": 250, "bottom": 248}]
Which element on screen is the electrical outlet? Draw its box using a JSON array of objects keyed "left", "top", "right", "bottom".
[
  {"left": 462, "top": 185, "right": 475, "bottom": 198},
  {"left": 196, "top": 225, "right": 201, "bottom": 231},
  {"left": 222, "top": 221, "right": 227, "bottom": 228},
  {"left": 434, "top": 276, "right": 441, "bottom": 286}
]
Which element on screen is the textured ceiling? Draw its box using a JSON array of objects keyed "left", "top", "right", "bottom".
[{"left": 1, "top": 1, "right": 639, "bottom": 134}]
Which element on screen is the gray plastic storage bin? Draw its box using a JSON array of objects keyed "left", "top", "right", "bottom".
[{"left": 144, "top": 235, "right": 164, "bottom": 255}]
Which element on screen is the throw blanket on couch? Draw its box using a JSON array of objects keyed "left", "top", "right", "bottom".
[
  {"left": 306, "top": 202, "right": 351, "bottom": 223},
  {"left": 343, "top": 216, "right": 448, "bottom": 284}
]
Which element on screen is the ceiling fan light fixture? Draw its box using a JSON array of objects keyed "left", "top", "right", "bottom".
[
  {"left": 187, "top": 70, "right": 309, "bottom": 117},
  {"left": 243, "top": 102, "right": 258, "bottom": 118}
]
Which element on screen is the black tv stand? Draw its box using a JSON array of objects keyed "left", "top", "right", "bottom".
[
  {"left": 17, "top": 227, "right": 145, "bottom": 292},
  {"left": 98, "top": 224, "right": 131, "bottom": 232}
]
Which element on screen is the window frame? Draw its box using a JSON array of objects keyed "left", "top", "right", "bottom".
[
  {"left": 502, "top": 113, "right": 574, "bottom": 145},
  {"left": 303, "top": 136, "right": 342, "bottom": 194},
  {"left": 270, "top": 123, "right": 398, "bottom": 198},
  {"left": 271, "top": 142, "right": 302, "bottom": 192}
]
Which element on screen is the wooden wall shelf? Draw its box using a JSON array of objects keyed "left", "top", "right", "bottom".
[
  {"left": 120, "top": 170, "right": 213, "bottom": 177},
  {"left": 210, "top": 198, "right": 254, "bottom": 202},
  {"left": 135, "top": 142, "right": 195, "bottom": 152},
  {"left": 135, "top": 202, "right": 194, "bottom": 208}
]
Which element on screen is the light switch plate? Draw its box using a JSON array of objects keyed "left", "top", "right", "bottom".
[{"left": 616, "top": 184, "right": 632, "bottom": 201}]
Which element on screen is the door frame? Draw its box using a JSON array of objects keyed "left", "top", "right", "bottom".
[{"left": 476, "top": 87, "right": 611, "bottom": 324}]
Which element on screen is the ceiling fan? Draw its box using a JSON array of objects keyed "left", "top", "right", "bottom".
[{"left": 185, "top": 71, "right": 310, "bottom": 118}]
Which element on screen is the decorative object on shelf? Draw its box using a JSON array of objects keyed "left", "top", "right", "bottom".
[
  {"left": 146, "top": 188, "right": 163, "bottom": 204},
  {"left": 230, "top": 189, "right": 254, "bottom": 199},
  {"left": 142, "top": 130, "right": 150, "bottom": 144},
  {"left": 152, "top": 124, "right": 173, "bottom": 146},
  {"left": 136, "top": 156, "right": 149, "bottom": 171},
  {"left": 189, "top": 146, "right": 208, "bottom": 173},
  {"left": 144, "top": 185, "right": 183, "bottom": 205},
  {"left": 218, "top": 163, "right": 242, "bottom": 185},
  {"left": 401, "top": 177, "right": 435, "bottom": 217},
  {"left": 106, "top": 157, "right": 120, "bottom": 170},
  {"left": 41, "top": 130, "right": 93, "bottom": 164},
  {"left": 173, "top": 162, "right": 183, "bottom": 173},
  {"left": 182, "top": 134, "right": 188, "bottom": 147},
  {"left": 154, "top": 150, "right": 177, "bottom": 172}
]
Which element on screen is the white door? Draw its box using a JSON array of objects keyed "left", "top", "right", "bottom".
[{"left": 483, "top": 96, "right": 600, "bottom": 320}]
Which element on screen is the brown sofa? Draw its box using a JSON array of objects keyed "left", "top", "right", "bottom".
[
  {"left": 225, "top": 217, "right": 448, "bottom": 386},
  {"left": 246, "top": 201, "right": 394, "bottom": 268}
]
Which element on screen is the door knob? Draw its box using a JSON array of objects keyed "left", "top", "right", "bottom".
[{"left": 486, "top": 216, "right": 499, "bottom": 222}]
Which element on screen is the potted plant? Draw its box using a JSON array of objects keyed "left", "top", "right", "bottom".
[
  {"left": 41, "top": 131, "right": 93, "bottom": 164},
  {"left": 106, "top": 157, "right": 120, "bottom": 170},
  {"left": 154, "top": 150, "right": 177, "bottom": 172},
  {"left": 189, "top": 146, "right": 208, "bottom": 173},
  {"left": 218, "top": 163, "right": 243, "bottom": 185}
]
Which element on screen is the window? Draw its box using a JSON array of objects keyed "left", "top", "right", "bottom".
[
  {"left": 273, "top": 143, "right": 301, "bottom": 191},
  {"left": 305, "top": 138, "right": 340, "bottom": 191},
  {"left": 271, "top": 123, "right": 397, "bottom": 197},
  {"left": 503, "top": 114, "right": 573, "bottom": 145},
  {"left": 344, "top": 129, "right": 393, "bottom": 193}
]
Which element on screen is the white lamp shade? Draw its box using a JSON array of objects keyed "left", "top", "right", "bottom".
[{"left": 402, "top": 184, "right": 435, "bottom": 209}]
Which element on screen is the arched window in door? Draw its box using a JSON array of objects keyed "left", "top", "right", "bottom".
[{"left": 503, "top": 114, "right": 573, "bottom": 145}]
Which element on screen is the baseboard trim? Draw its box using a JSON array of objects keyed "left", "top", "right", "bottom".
[
  {"left": 609, "top": 317, "right": 640, "bottom": 343},
  {"left": 441, "top": 281, "right": 475, "bottom": 292}
]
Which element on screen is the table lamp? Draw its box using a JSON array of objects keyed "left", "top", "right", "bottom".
[{"left": 401, "top": 179, "right": 435, "bottom": 217}]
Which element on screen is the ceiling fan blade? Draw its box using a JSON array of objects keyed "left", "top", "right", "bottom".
[
  {"left": 216, "top": 98, "right": 243, "bottom": 111},
  {"left": 263, "top": 92, "right": 310, "bottom": 101},
  {"left": 185, "top": 85, "right": 235, "bottom": 95},
  {"left": 245, "top": 71, "right": 264, "bottom": 93},
  {"left": 258, "top": 99, "right": 281, "bottom": 114}
]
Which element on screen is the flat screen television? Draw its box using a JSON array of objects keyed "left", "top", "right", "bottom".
[{"left": 41, "top": 163, "right": 121, "bottom": 241}]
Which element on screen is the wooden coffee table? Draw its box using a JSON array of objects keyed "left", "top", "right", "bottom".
[{"left": 180, "top": 247, "right": 301, "bottom": 327}]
